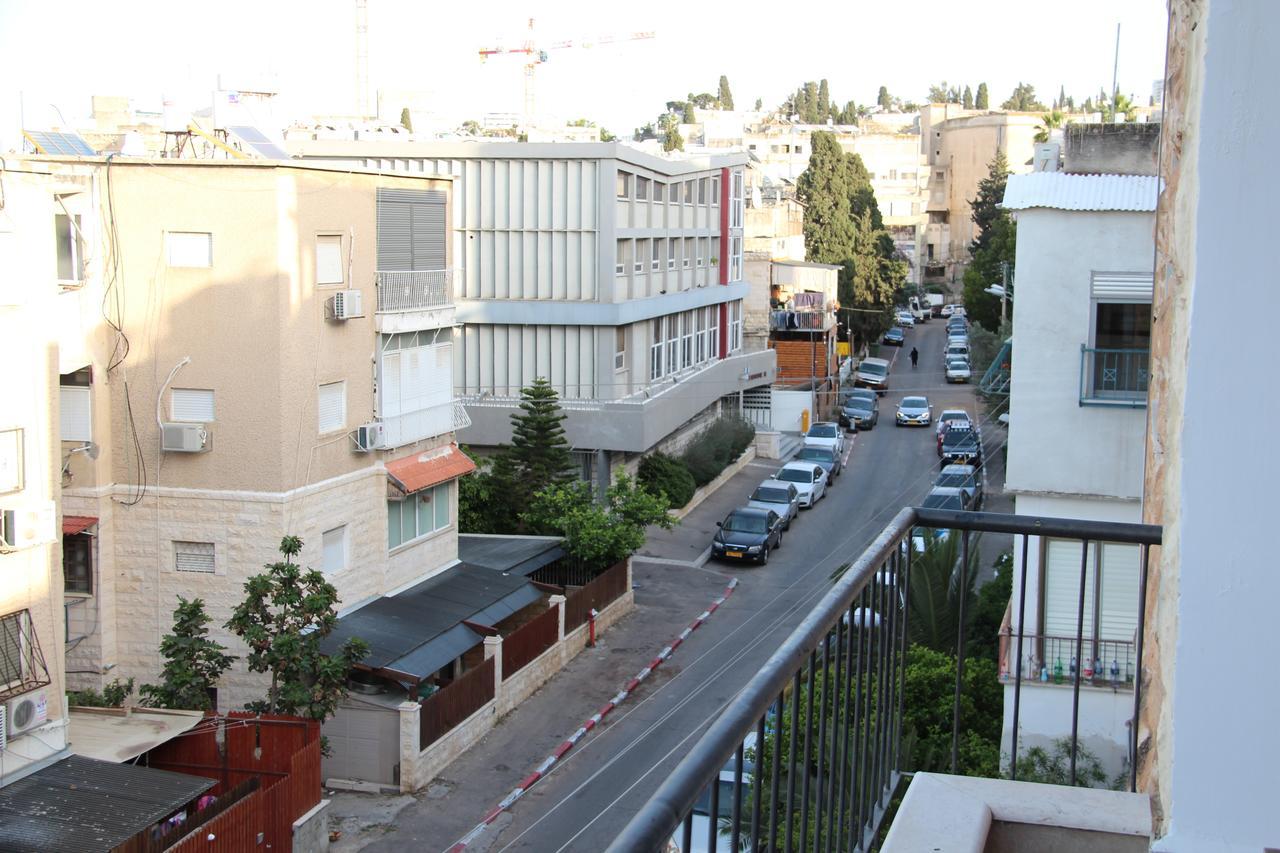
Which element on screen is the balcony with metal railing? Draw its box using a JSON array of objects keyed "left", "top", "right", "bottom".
[
  {"left": 374, "top": 269, "right": 456, "bottom": 333},
  {"left": 1079, "top": 346, "right": 1149, "bottom": 407},
  {"left": 608, "top": 508, "right": 1161, "bottom": 853}
]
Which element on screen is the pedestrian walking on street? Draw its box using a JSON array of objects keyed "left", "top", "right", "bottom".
[{"left": 910, "top": 347, "right": 919, "bottom": 368}]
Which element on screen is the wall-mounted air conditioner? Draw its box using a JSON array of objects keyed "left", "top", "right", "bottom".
[
  {"left": 0, "top": 501, "right": 56, "bottom": 552},
  {"left": 4, "top": 690, "right": 48, "bottom": 741},
  {"left": 326, "top": 289, "right": 364, "bottom": 321},
  {"left": 351, "top": 421, "right": 385, "bottom": 452},
  {"left": 161, "top": 423, "right": 210, "bottom": 453}
]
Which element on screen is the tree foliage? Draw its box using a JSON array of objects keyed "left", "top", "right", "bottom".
[
  {"left": 399, "top": 107, "right": 413, "bottom": 133},
  {"left": 962, "top": 85, "right": 974, "bottom": 109},
  {"left": 225, "top": 536, "right": 368, "bottom": 721},
  {"left": 902, "top": 645, "right": 1003, "bottom": 777},
  {"left": 877, "top": 85, "right": 892, "bottom": 110},
  {"left": 717, "top": 75, "right": 734, "bottom": 110},
  {"left": 1001, "top": 82, "right": 1047, "bottom": 112},
  {"left": 69, "top": 678, "right": 135, "bottom": 708},
  {"left": 140, "top": 597, "right": 235, "bottom": 711},
  {"left": 969, "top": 150, "right": 1011, "bottom": 257},
  {"left": 975, "top": 82, "right": 990, "bottom": 110},
  {"left": 1009, "top": 738, "right": 1114, "bottom": 788},
  {"left": 927, "top": 81, "right": 955, "bottom": 104},
  {"left": 962, "top": 151, "right": 1016, "bottom": 332},
  {"left": 660, "top": 113, "right": 684, "bottom": 151},
  {"left": 1034, "top": 109, "right": 1065, "bottom": 143},
  {"left": 523, "top": 474, "right": 674, "bottom": 567}
]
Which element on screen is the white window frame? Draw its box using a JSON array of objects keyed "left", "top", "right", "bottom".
[
  {"left": 318, "top": 380, "right": 347, "bottom": 434},
  {"left": 315, "top": 234, "right": 345, "bottom": 286},
  {"left": 55, "top": 207, "right": 85, "bottom": 285},
  {"left": 708, "top": 305, "right": 720, "bottom": 359},
  {"left": 171, "top": 388, "right": 215, "bottom": 423},
  {"left": 711, "top": 176, "right": 720, "bottom": 206},
  {"left": 635, "top": 175, "right": 650, "bottom": 201},
  {"left": 322, "top": 525, "right": 348, "bottom": 574},
  {"left": 654, "top": 183, "right": 666, "bottom": 203},
  {"left": 614, "top": 327, "right": 626, "bottom": 372},
  {"left": 731, "top": 235, "right": 743, "bottom": 281},
  {"left": 666, "top": 314, "right": 679, "bottom": 374},
  {"left": 667, "top": 236, "right": 677, "bottom": 270},
  {"left": 729, "top": 301, "right": 743, "bottom": 353},
  {"left": 387, "top": 481, "right": 452, "bottom": 551},
  {"left": 731, "top": 170, "right": 745, "bottom": 229},
  {"left": 683, "top": 181, "right": 694, "bottom": 205},
  {"left": 682, "top": 237, "right": 692, "bottom": 269},
  {"left": 59, "top": 385, "right": 91, "bottom": 442},
  {"left": 174, "top": 541, "right": 216, "bottom": 573},
  {"left": 616, "top": 172, "right": 631, "bottom": 198},
  {"left": 681, "top": 310, "right": 694, "bottom": 369},
  {"left": 652, "top": 238, "right": 662, "bottom": 272},
  {"left": 695, "top": 308, "right": 707, "bottom": 364},
  {"left": 615, "top": 239, "right": 628, "bottom": 276},
  {"left": 634, "top": 238, "right": 648, "bottom": 274},
  {"left": 166, "top": 231, "right": 213, "bottom": 268}
]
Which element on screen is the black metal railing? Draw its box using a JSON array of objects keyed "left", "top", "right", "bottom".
[
  {"left": 608, "top": 508, "right": 1161, "bottom": 853},
  {"left": 1079, "top": 345, "right": 1150, "bottom": 406}
]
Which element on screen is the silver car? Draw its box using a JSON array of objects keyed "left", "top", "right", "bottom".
[
  {"left": 946, "top": 359, "right": 972, "bottom": 383},
  {"left": 746, "top": 481, "right": 801, "bottom": 529},
  {"left": 895, "top": 395, "right": 933, "bottom": 427},
  {"left": 773, "top": 462, "right": 829, "bottom": 507}
]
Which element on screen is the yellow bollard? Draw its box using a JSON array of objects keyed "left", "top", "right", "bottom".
[{"left": 801, "top": 408, "right": 810, "bottom": 433}]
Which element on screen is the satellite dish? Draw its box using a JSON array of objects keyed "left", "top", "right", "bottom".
[{"left": 84, "top": 442, "right": 100, "bottom": 460}]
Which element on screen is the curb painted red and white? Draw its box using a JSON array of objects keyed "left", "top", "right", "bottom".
[{"left": 445, "top": 576, "right": 741, "bottom": 853}]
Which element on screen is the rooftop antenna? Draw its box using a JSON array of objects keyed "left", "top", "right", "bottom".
[
  {"left": 1111, "top": 22, "right": 1121, "bottom": 106},
  {"left": 355, "top": 0, "right": 370, "bottom": 118}
]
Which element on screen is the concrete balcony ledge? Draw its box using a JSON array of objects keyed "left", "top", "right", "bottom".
[{"left": 881, "top": 772, "right": 1150, "bottom": 853}]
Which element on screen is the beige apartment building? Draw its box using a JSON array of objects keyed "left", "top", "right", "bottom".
[{"left": 9, "top": 155, "right": 468, "bottom": 711}]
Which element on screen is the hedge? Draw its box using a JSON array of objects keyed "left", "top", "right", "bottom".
[
  {"left": 638, "top": 452, "right": 697, "bottom": 510},
  {"left": 680, "top": 417, "right": 756, "bottom": 487}
]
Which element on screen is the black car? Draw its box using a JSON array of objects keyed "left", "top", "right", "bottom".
[
  {"left": 921, "top": 486, "right": 974, "bottom": 510},
  {"left": 711, "top": 507, "right": 784, "bottom": 564},
  {"left": 882, "top": 327, "right": 906, "bottom": 346},
  {"left": 939, "top": 423, "right": 983, "bottom": 467}
]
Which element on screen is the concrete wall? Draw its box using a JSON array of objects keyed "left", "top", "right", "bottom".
[
  {"left": 1143, "top": 3, "right": 1280, "bottom": 849},
  {"left": 1065, "top": 124, "right": 1161, "bottom": 176},
  {"left": 771, "top": 388, "right": 815, "bottom": 433},
  {"left": 1001, "top": 681, "right": 1135, "bottom": 781},
  {"left": 1005, "top": 207, "right": 1152, "bottom": 500}
]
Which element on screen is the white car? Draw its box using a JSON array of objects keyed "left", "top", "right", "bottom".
[
  {"left": 952, "top": 306, "right": 967, "bottom": 318},
  {"left": 803, "top": 421, "right": 845, "bottom": 456},
  {"left": 944, "top": 343, "right": 970, "bottom": 365},
  {"left": 946, "top": 359, "right": 972, "bottom": 383},
  {"left": 896, "top": 311, "right": 916, "bottom": 327},
  {"left": 773, "top": 461, "right": 829, "bottom": 507},
  {"left": 940, "top": 304, "right": 955, "bottom": 318}
]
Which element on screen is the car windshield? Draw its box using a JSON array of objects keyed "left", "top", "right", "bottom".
[
  {"left": 859, "top": 363, "right": 887, "bottom": 377},
  {"left": 798, "top": 448, "right": 833, "bottom": 462},
  {"left": 901, "top": 397, "right": 928, "bottom": 408},
  {"left": 948, "top": 361, "right": 969, "bottom": 370},
  {"left": 723, "top": 513, "right": 767, "bottom": 533},
  {"left": 776, "top": 468, "right": 813, "bottom": 484},
  {"left": 943, "top": 429, "right": 979, "bottom": 449},
  {"left": 807, "top": 424, "right": 838, "bottom": 438},
  {"left": 844, "top": 401, "right": 872, "bottom": 413},
  {"left": 923, "top": 492, "right": 964, "bottom": 510},
  {"left": 936, "top": 472, "right": 973, "bottom": 488},
  {"left": 751, "top": 486, "right": 791, "bottom": 503},
  {"left": 942, "top": 412, "right": 969, "bottom": 423}
]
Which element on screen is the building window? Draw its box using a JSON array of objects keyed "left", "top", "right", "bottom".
[
  {"left": 652, "top": 238, "right": 662, "bottom": 272},
  {"left": 615, "top": 327, "right": 627, "bottom": 371},
  {"left": 318, "top": 381, "right": 346, "bottom": 434},
  {"left": 63, "top": 534, "right": 92, "bottom": 594},
  {"left": 59, "top": 368, "right": 92, "bottom": 442},
  {"left": 171, "top": 388, "right": 215, "bottom": 423},
  {"left": 696, "top": 241, "right": 705, "bottom": 268},
  {"left": 1042, "top": 540, "right": 1140, "bottom": 671},
  {"left": 666, "top": 314, "right": 679, "bottom": 373},
  {"left": 174, "top": 541, "right": 215, "bottom": 573},
  {"left": 794, "top": 145, "right": 804, "bottom": 154},
  {"left": 322, "top": 525, "right": 348, "bottom": 574},
  {"left": 681, "top": 311, "right": 694, "bottom": 369},
  {"left": 654, "top": 183, "right": 665, "bottom": 202},
  {"left": 683, "top": 181, "right": 694, "bottom": 205},
  {"left": 635, "top": 175, "right": 650, "bottom": 201},
  {"left": 696, "top": 309, "right": 707, "bottom": 363},
  {"left": 616, "top": 172, "right": 631, "bottom": 198},
  {"left": 711, "top": 176, "right": 720, "bottom": 205},
  {"left": 0, "top": 610, "right": 51, "bottom": 699},
  {"left": 747, "top": 143, "right": 757, "bottom": 151},
  {"left": 650, "top": 318, "right": 665, "bottom": 380},
  {"left": 55, "top": 208, "right": 85, "bottom": 284},
  {"left": 668, "top": 237, "right": 677, "bottom": 270},
  {"left": 698, "top": 178, "right": 709, "bottom": 205},
  {"left": 729, "top": 301, "right": 742, "bottom": 352},
  {"left": 377, "top": 332, "right": 453, "bottom": 447},
  {"left": 935, "top": 170, "right": 945, "bottom": 181},
  {"left": 387, "top": 482, "right": 451, "bottom": 550},
  {"left": 731, "top": 170, "right": 745, "bottom": 229},
  {"left": 708, "top": 305, "right": 720, "bottom": 357},
  {"left": 316, "top": 234, "right": 344, "bottom": 286},
  {"left": 683, "top": 237, "right": 693, "bottom": 269},
  {"left": 634, "top": 239, "right": 648, "bottom": 274},
  {"left": 166, "top": 232, "right": 213, "bottom": 268},
  {"left": 616, "top": 239, "right": 629, "bottom": 276},
  {"left": 731, "top": 235, "right": 743, "bottom": 281}
]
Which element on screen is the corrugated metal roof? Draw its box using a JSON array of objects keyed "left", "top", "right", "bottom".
[
  {"left": 1001, "top": 172, "right": 1161, "bottom": 212},
  {"left": 0, "top": 754, "right": 214, "bottom": 852}
]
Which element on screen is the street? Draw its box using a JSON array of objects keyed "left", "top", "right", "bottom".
[{"left": 348, "top": 319, "right": 1009, "bottom": 852}]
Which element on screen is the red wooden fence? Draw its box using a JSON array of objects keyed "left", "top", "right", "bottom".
[
  {"left": 420, "top": 657, "right": 496, "bottom": 749},
  {"left": 502, "top": 603, "right": 560, "bottom": 679},
  {"left": 564, "top": 559, "right": 629, "bottom": 632}
]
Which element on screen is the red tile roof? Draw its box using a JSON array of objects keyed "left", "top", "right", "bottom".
[
  {"left": 386, "top": 444, "right": 476, "bottom": 494},
  {"left": 62, "top": 515, "right": 98, "bottom": 536}
]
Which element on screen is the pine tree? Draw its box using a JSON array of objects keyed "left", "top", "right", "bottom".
[
  {"left": 962, "top": 85, "right": 974, "bottom": 110},
  {"left": 140, "top": 597, "right": 234, "bottom": 711},
  {"left": 508, "top": 378, "right": 575, "bottom": 492},
  {"left": 818, "top": 79, "right": 831, "bottom": 119},
  {"left": 969, "top": 150, "right": 1011, "bottom": 256},
  {"left": 399, "top": 107, "right": 413, "bottom": 133},
  {"left": 975, "top": 82, "right": 990, "bottom": 110},
  {"left": 717, "top": 75, "right": 734, "bottom": 110},
  {"left": 877, "top": 86, "right": 892, "bottom": 110}
]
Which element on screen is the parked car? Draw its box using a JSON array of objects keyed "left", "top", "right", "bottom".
[
  {"left": 804, "top": 421, "right": 845, "bottom": 456},
  {"left": 947, "top": 330, "right": 969, "bottom": 345},
  {"left": 895, "top": 395, "right": 932, "bottom": 427},
  {"left": 944, "top": 343, "right": 970, "bottom": 365},
  {"left": 947, "top": 317, "right": 968, "bottom": 333},
  {"left": 855, "top": 357, "right": 891, "bottom": 394},
  {"left": 952, "top": 306, "right": 967, "bottom": 318},
  {"left": 939, "top": 422, "right": 983, "bottom": 466},
  {"left": 882, "top": 327, "right": 906, "bottom": 346},
  {"left": 935, "top": 409, "right": 974, "bottom": 443},
  {"left": 773, "top": 461, "right": 829, "bottom": 507},
  {"left": 747, "top": 481, "right": 800, "bottom": 529},
  {"left": 935, "top": 463, "right": 984, "bottom": 508},
  {"left": 841, "top": 394, "right": 879, "bottom": 431},
  {"left": 797, "top": 445, "right": 843, "bottom": 480},
  {"left": 921, "top": 485, "right": 974, "bottom": 510},
  {"left": 940, "top": 304, "right": 955, "bottom": 318},
  {"left": 946, "top": 359, "right": 972, "bottom": 383},
  {"left": 712, "top": 508, "right": 784, "bottom": 564},
  {"left": 896, "top": 311, "right": 915, "bottom": 328}
]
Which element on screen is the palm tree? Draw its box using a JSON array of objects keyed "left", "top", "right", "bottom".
[
  {"left": 1034, "top": 110, "right": 1065, "bottom": 143},
  {"left": 1103, "top": 93, "right": 1136, "bottom": 123}
]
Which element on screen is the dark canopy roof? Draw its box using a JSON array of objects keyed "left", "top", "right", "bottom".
[
  {"left": 458, "top": 534, "right": 565, "bottom": 577},
  {"left": 0, "top": 754, "right": 215, "bottom": 852}
]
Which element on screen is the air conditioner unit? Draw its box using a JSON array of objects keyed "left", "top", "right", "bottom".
[
  {"left": 0, "top": 501, "right": 56, "bottom": 552},
  {"left": 161, "top": 423, "right": 210, "bottom": 453},
  {"left": 325, "top": 289, "right": 364, "bottom": 321},
  {"left": 5, "top": 691, "right": 47, "bottom": 739},
  {"left": 351, "top": 421, "right": 385, "bottom": 452}
]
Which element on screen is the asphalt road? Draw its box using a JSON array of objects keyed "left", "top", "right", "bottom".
[{"left": 462, "top": 319, "right": 999, "bottom": 852}]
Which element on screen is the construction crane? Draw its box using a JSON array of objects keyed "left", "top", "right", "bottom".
[{"left": 478, "top": 18, "right": 655, "bottom": 124}]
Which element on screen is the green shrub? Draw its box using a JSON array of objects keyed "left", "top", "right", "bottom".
[
  {"left": 680, "top": 417, "right": 756, "bottom": 487},
  {"left": 68, "top": 677, "right": 135, "bottom": 708},
  {"left": 638, "top": 452, "right": 697, "bottom": 509}
]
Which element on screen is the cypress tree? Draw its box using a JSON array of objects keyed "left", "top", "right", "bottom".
[
  {"left": 818, "top": 79, "right": 831, "bottom": 120},
  {"left": 969, "top": 150, "right": 1011, "bottom": 256},
  {"left": 975, "top": 82, "right": 990, "bottom": 110},
  {"left": 796, "top": 132, "right": 855, "bottom": 266},
  {"left": 877, "top": 86, "right": 892, "bottom": 110},
  {"left": 399, "top": 107, "right": 413, "bottom": 132},
  {"left": 962, "top": 85, "right": 974, "bottom": 110},
  {"left": 717, "top": 75, "right": 734, "bottom": 110}
]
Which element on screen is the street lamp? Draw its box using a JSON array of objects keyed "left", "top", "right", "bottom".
[{"left": 986, "top": 261, "right": 1013, "bottom": 325}]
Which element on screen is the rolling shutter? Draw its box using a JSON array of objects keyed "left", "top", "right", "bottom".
[
  {"left": 1099, "top": 543, "right": 1140, "bottom": 642},
  {"left": 174, "top": 541, "right": 215, "bottom": 573},
  {"left": 377, "top": 188, "right": 446, "bottom": 271},
  {"left": 316, "top": 235, "right": 344, "bottom": 285},
  {"left": 322, "top": 526, "right": 347, "bottom": 574},
  {"left": 59, "top": 386, "right": 92, "bottom": 442},
  {"left": 1091, "top": 272, "right": 1153, "bottom": 301},
  {"left": 318, "top": 381, "right": 347, "bottom": 433},
  {"left": 1043, "top": 539, "right": 1096, "bottom": 641},
  {"left": 171, "top": 389, "right": 215, "bottom": 422}
]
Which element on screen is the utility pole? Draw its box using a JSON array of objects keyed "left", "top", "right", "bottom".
[
  {"left": 1111, "top": 23, "right": 1121, "bottom": 110},
  {"left": 1000, "top": 260, "right": 1009, "bottom": 325}
]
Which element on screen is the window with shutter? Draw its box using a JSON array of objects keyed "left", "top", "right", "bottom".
[
  {"left": 166, "top": 232, "right": 213, "bottom": 267},
  {"left": 59, "top": 386, "right": 91, "bottom": 442},
  {"left": 174, "top": 541, "right": 215, "bottom": 573},
  {"left": 318, "top": 381, "right": 346, "bottom": 433},
  {"left": 376, "top": 188, "right": 446, "bottom": 271},
  {"left": 1043, "top": 539, "right": 1096, "bottom": 640},
  {"left": 171, "top": 388, "right": 215, "bottom": 422},
  {"left": 316, "top": 235, "right": 344, "bottom": 285},
  {"left": 322, "top": 526, "right": 347, "bottom": 574},
  {"left": 1099, "top": 543, "right": 1140, "bottom": 642}
]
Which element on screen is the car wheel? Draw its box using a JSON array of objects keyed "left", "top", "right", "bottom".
[
  {"left": 760, "top": 546, "right": 770, "bottom": 565},
  {"left": 784, "top": 517, "right": 792, "bottom": 531},
  {"left": 776, "top": 532, "right": 783, "bottom": 549}
]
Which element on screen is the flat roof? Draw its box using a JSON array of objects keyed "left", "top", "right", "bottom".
[
  {"left": 0, "top": 754, "right": 214, "bottom": 852},
  {"left": 10, "top": 154, "right": 454, "bottom": 182},
  {"left": 68, "top": 707, "right": 205, "bottom": 763},
  {"left": 458, "top": 534, "right": 565, "bottom": 577},
  {"left": 772, "top": 260, "right": 843, "bottom": 271}
]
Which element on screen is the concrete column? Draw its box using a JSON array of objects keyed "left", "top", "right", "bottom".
[
  {"left": 549, "top": 594, "right": 567, "bottom": 641},
  {"left": 484, "top": 634, "right": 503, "bottom": 687},
  {"left": 397, "top": 701, "right": 421, "bottom": 792}
]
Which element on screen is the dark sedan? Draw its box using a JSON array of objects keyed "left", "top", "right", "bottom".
[
  {"left": 841, "top": 396, "right": 879, "bottom": 431},
  {"left": 711, "top": 507, "right": 784, "bottom": 564},
  {"left": 882, "top": 327, "right": 906, "bottom": 346},
  {"left": 796, "top": 445, "right": 843, "bottom": 480}
]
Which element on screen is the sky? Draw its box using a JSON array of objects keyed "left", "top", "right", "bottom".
[{"left": 0, "top": 0, "right": 1169, "bottom": 142}]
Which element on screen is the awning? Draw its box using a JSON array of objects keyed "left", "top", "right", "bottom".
[
  {"left": 62, "top": 515, "right": 98, "bottom": 536},
  {"left": 321, "top": 563, "right": 545, "bottom": 683},
  {"left": 0, "top": 754, "right": 214, "bottom": 852},
  {"left": 68, "top": 707, "right": 205, "bottom": 763},
  {"left": 458, "top": 534, "right": 566, "bottom": 577},
  {"left": 387, "top": 443, "right": 476, "bottom": 495}
]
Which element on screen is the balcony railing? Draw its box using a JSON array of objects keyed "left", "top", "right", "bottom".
[
  {"left": 999, "top": 631, "right": 1136, "bottom": 690},
  {"left": 375, "top": 269, "right": 454, "bottom": 313},
  {"left": 1079, "top": 345, "right": 1149, "bottom": 406},
  {"left": 608, "top": 508, "right": 1161, "bottom": 853},
  {"left": 769, "top": 309, "right": 832, "bottom": 332}
]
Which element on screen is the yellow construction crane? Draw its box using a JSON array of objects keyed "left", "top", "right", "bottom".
[{"left": 478, "top": 18, "right": 655, "bottom": 124}]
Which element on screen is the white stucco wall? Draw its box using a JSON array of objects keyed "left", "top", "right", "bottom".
[{"left": 1005, "top": 207, "right": 1152, "bottom": 500}]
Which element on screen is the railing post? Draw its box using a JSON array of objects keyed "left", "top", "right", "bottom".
[
  {"left": 484, "top": 635, "right": 503, "bottom": 688},
  {"left": 398, "top": 700, "right": 421, "bottom": 792}
]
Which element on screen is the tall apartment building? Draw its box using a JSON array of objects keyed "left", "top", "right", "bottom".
[
  {"left": 8, "top": 156, "right": 468, "bottom": 711},
  {"left": 845, "top": 131, "right": 930, "bottom": 285},
  {"left": 293, "top": 142, "right": 776, "bottom": 483}
]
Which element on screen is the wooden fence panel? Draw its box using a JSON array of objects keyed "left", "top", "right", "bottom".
[
  {"left": 419, "top": 657, "right": 496, "bottom": 748},
  {"left": 502, "top": 603, "right": 560, "bottom": 679},
  {"left": 564, "top": 559, "right": 629, "bottom": 632}
]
